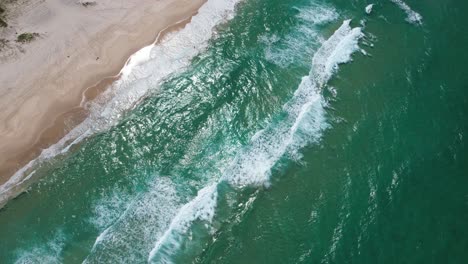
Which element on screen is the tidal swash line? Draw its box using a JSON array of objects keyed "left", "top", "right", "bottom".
[{"left": 0, "top": 0, "right": 244, "bottom": 209}]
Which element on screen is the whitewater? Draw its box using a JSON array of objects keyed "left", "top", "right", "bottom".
[
  {"left": 0, "top": 0, "right": 244, "bottom": 209},
  {"left": 147, "top": 19, "right": 364, "bottom": 263},
  {"left": 3, "top": 0, "right": 467, "bottom": 263}
]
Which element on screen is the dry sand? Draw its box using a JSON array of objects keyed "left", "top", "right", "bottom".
[{"left": 0, "top": 0, "right": 206, "bottom": 185}]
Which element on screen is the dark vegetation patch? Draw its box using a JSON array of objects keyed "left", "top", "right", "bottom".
[
  {"left": 0, "top": 4, "right": 5, "bottom": 27},
  {"left": 17, "top": 32, "right": 39, "bottom": 43},
  {"left": 81, "top": 1, "right": 96, "bottom": 7}
]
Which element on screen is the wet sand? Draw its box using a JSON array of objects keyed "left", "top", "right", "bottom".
[{"left": 0, "top": 0, "right": 206, "bottom": 185}]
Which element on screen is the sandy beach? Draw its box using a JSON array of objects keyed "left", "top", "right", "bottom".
[{"left": 0, "top": 0, "right": 206, "bottom": 185}]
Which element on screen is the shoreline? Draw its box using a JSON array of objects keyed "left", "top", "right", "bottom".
[
  {"left": 0, "top": 14, "right": 201, "bottom": 185},
  {"left": 0, "top": 0, "right": 206, "bottom": 200}
]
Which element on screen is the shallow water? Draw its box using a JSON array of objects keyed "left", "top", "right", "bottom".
[{"left": 1, "top": 0, "right": 467, "bottom": 263}]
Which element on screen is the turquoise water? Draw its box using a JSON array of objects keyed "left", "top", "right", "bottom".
[{"left": 1, "top": 0, "right": 467, "bottom": 263}]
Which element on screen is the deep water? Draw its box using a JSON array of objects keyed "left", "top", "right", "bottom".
[{"left": 0, "top": 0, "right": 467, "bottom": 263}]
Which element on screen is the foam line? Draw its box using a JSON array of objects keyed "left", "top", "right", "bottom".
[
  {"left": 147, "top": 19, "right": 364, "bottom": 262},
  {"left": 390, "top": 0, "right": 423, "bottom": 24},
  {"left": 225, "top": 19, "right": 362, "bottom": 187},
  {"left": 147, "top": 184, "right": 218, "bottom": 262},
  {"left": 83, "top": 177, "right": 181, "bottom": 263},
  {"left": 365, "top": 4, "right": 374, "bottom": 15},
  {"left": 0, "top": 0, "right": 243, "bottom": 207}
]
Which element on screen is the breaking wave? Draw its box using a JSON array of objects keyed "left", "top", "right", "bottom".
[
  {"left": 0, "top": 0, "right": 244, "bottom": 208},
  {"left": 148, "top": 19, "right": 364, "bottom": 263},
  {"left": 390, "top": 0, "right": 423, "bottom": 24}
]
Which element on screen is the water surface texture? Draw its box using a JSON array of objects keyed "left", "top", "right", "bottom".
[{"left": 1, "top": 0, "right": 467, "bottom": 263}]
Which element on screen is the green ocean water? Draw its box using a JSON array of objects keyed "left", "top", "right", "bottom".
[{"left": 1, "top": 0, "right": 467, "bottom": 263}]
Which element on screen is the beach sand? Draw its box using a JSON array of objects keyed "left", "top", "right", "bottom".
[{"left": 0, "top": 0, "right": 206, "bottom": 185}]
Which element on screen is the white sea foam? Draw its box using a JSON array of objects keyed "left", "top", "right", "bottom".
[
  {"left": 14, "top": 230, "right": 66, "bottom": 264},
  {"left": 84, "top": 177, "right": 181, "bottom": 263},
  {"left": 295, "top": 4, "right": 339, "bottom": 25},
  {"left": 147, "top": 184, "right": 218, "bottom": 262},
  {"left": 312, "top": 20, "right": 363, "bottom": 86},
  {"left": 8, "top": 6, "right": 365, "bottom": 263},
  {"left": 365, "top": 4, "right": 374, "bottom": 14},
  {"left": 0, "top": 0, "right": 243, "bottom": 207},
  {"left": 225, "top": 20, "right": 362, "bottom": 187},
  {"left": 148, "top": 19, "right": 364, "bottom": 262},
  {"left": 262, "top": 3, "right": 339, "bottom": 68},
  {"left": 88, "top": 187, "right": 133, "bottom": 231},
  {"left": 390, "top": 0, "right": 423, "bottom": 24}
]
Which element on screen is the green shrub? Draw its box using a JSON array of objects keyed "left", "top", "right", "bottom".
[{"left": 17, "top": 32, "right": 40, "bottom": 43}]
